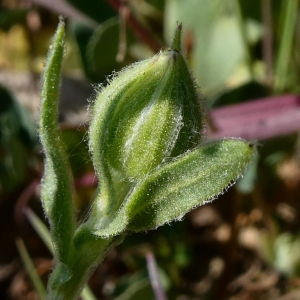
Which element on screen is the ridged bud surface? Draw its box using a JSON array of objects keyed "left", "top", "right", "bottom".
[{"left": 90, "top": 29, "right": 204, "bottom": 182}]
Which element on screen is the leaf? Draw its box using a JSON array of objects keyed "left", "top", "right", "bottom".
[
  {"left": 145, "top": 0, "right": 166, "bottom": 10},
  {"left": 0, "top": 85, "right": 37, "bottom": 192},
  {"left": 90, "top": 139, "right": 254, "bottom": 236},
  {"left": 210, "top": 80, "right": 267, "bottom": 108},
  {"left": 39, "top": 18, "right": 76, "bottom": 263},
  {"left": 113, "top": 271, "right": 154, "bottom": 300},
  {"left": 273, "top": 233, "right": 300, "bottom": 276},
  {"left": 127, "top": 139, "right": 254, "bottom": 231},
  {"left": 66, "top": 0, "right": 116, "bottom": 24},
  {"left": 25, "top": 209, "right": 54, "bottom": 255},
  {"left": 164, "top": 0, "right": 249, "bottom": 94},
  {"left": 86, "top": 17, "right": 135, "bottom": 81},
  {"left": 16, "top": 238, "right": 46, "bottom": 299},
  {"left": 114, "top": 278, "right": 153, "bottom": 300},
  {"left": 193, "top": 15, "right": 245, "bottom": 94},
  {"left": 0, "top": 9, "right": 29, "bottom": 31},
  {"left": 236, "top": 151, "right": 259, "bottom": 194},
  {"left": 274, "top": 0, "right": 299, "bottom": 92}
]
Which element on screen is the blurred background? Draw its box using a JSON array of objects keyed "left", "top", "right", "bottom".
[{"left": 1, "top": 0, "right": 300, "bottom": 299}]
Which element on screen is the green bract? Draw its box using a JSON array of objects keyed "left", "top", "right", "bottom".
[{"left": 39, "top": 19, "right": 255, "bottom": 300}]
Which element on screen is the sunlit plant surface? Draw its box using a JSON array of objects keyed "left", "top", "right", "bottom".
[{"left": 39, "top": 18, "right": 254, "bottom": 300}]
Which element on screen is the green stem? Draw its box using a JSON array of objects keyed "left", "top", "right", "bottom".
[
  {"left": 46, "top": 230, "right": 123, "bottom": 300},
  {"left": 16, "top": 238, "right": 46, "bottom": 299},
  {"left": 234, "top": 0, "right": 254, "bottom": 79},
  {"left": 274, "top": 0, "right": 299, "bottom": 92}
]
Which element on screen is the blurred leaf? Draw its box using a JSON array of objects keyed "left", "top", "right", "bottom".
[
  {"left": 61, "top": 129, "right": 92, "bottom": 176},
  {"left": 0, "top": 84, "right": 37, "bottom": 146},
  {"left": 68, "top": 21, "right": 95, "bottom": 80},
  {"left": 1, "top": 136, "right": 27, "bottom": 190},
  {"left": 86, "top": 17, "right": 135, "bottom": 82},
  {"left": 16, "top": 238, "right": 46, "bottom": 299},
  {"left": 0, "top": 85, "right": 37, "bottom": 192},
  {"left": 236, "top": 151, "right": 259, "bottom": 194},
  {"left": 113, "top": 271, "right": 154, "bottom": 300},
  {"left": 0, "top": 9, "right": 29, "bottom": 31},
  {"left": 239, "top": 0, "right": 261, "bottom": 21},
  {"left": 240, "top": 0, "right": 283, "bottom": 22},
  {"left": 145, "top": 0, "right": 166, "bottom": 10},
  {"left": 174, "top": 243, "right": 191, "bottom": 267},
  {"left": 273, "top": 233, "right": 300, "bottom": 276},
  {"left": 210, "top": 81, "right": 267, "bottom": 108},
  {"left": 25, "top": 209, "right": 54, "bottom": 255},
  {"left": 66, "top": 0, "right": 116, "bottom": 24},
  {"left": 274, "top": 0, "right": 299, "bottom": 92},
  {"left": 115, "top": 278, "right": 153, "bottom": 300},
  {"left": 81, "top": 288, "right": 98, "bottom": 300},
  {"left": 194, "top": 15, "right": 245, "bottom": 94},
  {"left": 164, "top": 0, "right": 248, "bottom": 94}
]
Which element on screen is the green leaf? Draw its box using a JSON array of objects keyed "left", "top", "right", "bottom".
[
  {"left": 0, "top": 9, "right": 29, "bottom": 31},
  {"left": 113, "top": 271, "right": 154, "bottom": 300},
  {"left": 274, "top": 0, "right": 299, "bottom": 92},
  {"left": 127, "top": 138, "right": 254, "bottom": 231},
  {"left": 114, "top": 278, "right": 152, "bottom": 300},
  {"left": 0, "top": 85, "right": 37, "bottom": 192},
  {"left": 90, "top": 139, "right": 254, "bottom": 236},
  {"left": 66, "top": 0, "right": 116, "bottom": 24},
  {"left": 236, "top": 151, "right": 259, "bottom": 194},
  {"left": 39, "top": 18, "right": 76, "bottom": 263},
  {"left": 25, "top": 208, "right": 54, "bottom": 255},
  {"left": 273, "top": 233, "right": 300, "bottom": 276},
  {"left": 86, "top": 17, "right": 132, "bottom": 81},
  {"left": 69, "top": 21, "right": 95, "bottom": 80},
  {"left": 145, "top": 0, "right": 166, "bottom": 10},
  {"left": 16, "top": 238, "right": 46, "bottom": 299},
  {"left": 193, "top": 15, "right": 245, "bottom": 94},
  {"left": 164, "top": 0, "right": 252, "bottom": 94}
]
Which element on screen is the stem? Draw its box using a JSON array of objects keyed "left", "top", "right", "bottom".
[
  {"left": 261, "top": 0, "right": 273, "bottom": 87},
  {"left": 16, "top": 238, "right": 46, "bottom": 299},
  {"left": 274, "top": 0, "right": 299, "bottom": 92},
  {"left": 46, "top": 262, "right": 93, "bottom": 300},
  {"left": 234, "top": 0, "right": 254, "bottom": 80},
  {"left": 46, "top": 231, "right": 123, "bottom": 300},
  {"left": 146, "top": 252, "right": 167, "bottom": 300},
  {"left": 105, "top": 0, "right": 162, "bottom": 52}
]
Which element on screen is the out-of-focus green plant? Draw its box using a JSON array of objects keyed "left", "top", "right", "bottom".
[
  {"left": 39, "top": 18, "right": 254, "bottom": 299},
  {"left": 0, "top": 85, "right": 37, "bottom": 193}
]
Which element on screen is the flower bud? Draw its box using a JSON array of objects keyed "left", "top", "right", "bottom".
[{"left": 89, "top": 25, "right": 204, "bottom": 182}]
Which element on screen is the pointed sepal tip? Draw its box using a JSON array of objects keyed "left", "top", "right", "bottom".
[{"left": 171, "top": 23, "right": 182, "bottom": 51}]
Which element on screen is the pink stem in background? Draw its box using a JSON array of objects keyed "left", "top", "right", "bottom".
[
  {"left": 105, "top": 0, "right": 162, "bottom": 52},
  {"left": 209, "top": 94, "right": 300, "bottom": 140},
  {"left": 14, "top": 179, "right": 40, "bottom": 226},
  {"left": 30, "top": 0, "right": 96, "bottom": 27},
  {"left": 74, "top": 172, "right": 98, "bottom": 188},
  {"left": 146, "top": 251, "right": 167, "bottom": 300}
]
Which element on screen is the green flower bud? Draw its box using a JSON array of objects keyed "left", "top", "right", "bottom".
[{"left": 89, "top": 24, "right": 204, "bottom": 182}]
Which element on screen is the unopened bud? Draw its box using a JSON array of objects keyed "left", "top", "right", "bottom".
[{"left": 89, "top": 24, "right": 204, "bottom": 182}]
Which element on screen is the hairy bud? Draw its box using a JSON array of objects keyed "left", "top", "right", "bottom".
[{"left": 89, "top": 25, "right": 204, "bottom": 182}]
